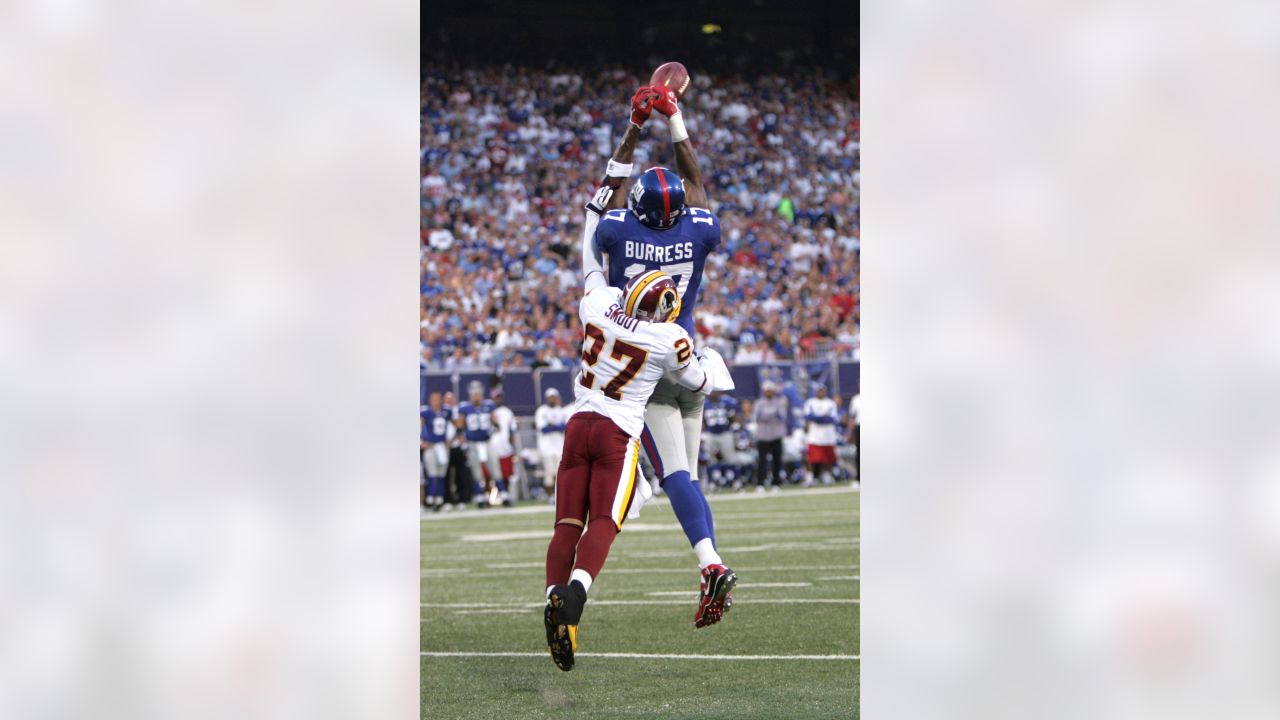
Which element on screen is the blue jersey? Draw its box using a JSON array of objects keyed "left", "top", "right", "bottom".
[
  {"left": 594, "top": 207, "right": 721, "bottom": 334},
  {"left": 456, "top": 400, "right": 496, "bottom": 442},
  {"left": 704, "top": 395, "right": 739, "bottom": 434},
  {"left": 420, "top": 406, "right": 452, "bottom": 443}
]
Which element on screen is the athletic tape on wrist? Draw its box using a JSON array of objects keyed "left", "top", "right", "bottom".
[
  {"left": 669, "top": 112, "right": 689, "bottom": 143},
  {"left": 606, "top": 160, "right": 633, "bottom": 178}
]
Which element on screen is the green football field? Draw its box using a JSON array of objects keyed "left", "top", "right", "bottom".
[{"left": 421, "top": 485, "right": 860, "bottom": 719}]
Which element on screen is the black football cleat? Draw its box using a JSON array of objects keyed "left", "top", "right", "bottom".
[
  {"left": 694, "top": 564, "right": 737, "bottom": 628},
  {"left": 544, "top": 584, "right": 584, "bottom": 671}
]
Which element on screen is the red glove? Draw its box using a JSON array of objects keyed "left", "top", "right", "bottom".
[
  {"left": 651, "top": 87, "right": 680, "bottom": 117},
  {"left": 630, "top": 86, "right": 662, "bottom": 127}
]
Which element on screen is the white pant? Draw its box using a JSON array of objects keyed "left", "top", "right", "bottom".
[
  {"left": 466, "top": 442, "right": 502, "bottom": 484},
  {"left": 704, "top": 432, "right": 736, "bottom": 464},
  {"left": 642, "top": 378, "right": 703, "bottom": 480},
  {"left": 423, "top": 443, "right": 448, "bottom": 477},
  {"left": 540, "top": 451, "right": 562, "bottom": 488}
]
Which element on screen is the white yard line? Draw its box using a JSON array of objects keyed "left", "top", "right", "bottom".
[
  {"left": 424, "top": 565, "right": 859, "bottom": 578},
  {"left": 456, "top": 523, "right": 682, "bottom": 543},
  {"left": 818, "top": 575, "right": 861, "bottom": 581},
  {"left": 645, "top": 582, "right": 810, "bottom": 596},
  {"left": 422, "top": 486, "right": 858, "bottom": 522},
  {"left": 449, "top": 609, "right": 531, "bottom": 615},
  {"left": 422, "top": 598, "right": 857, "bottom": 609},
  {"left": 737, "top": 582, "right": 813, "bottom": 587},
  {"left": 723, "top": 542, "right": 853, "bottom": 553},
  {"left": 421, "top": 651, "right": 859, "bottom": 661}
]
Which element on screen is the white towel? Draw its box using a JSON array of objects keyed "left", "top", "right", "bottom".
[{"left": 699, "top": 348, "right": 735, "bottom": 392}]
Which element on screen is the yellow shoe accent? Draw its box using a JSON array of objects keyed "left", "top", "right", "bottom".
[{"left": 568, "top": 625, "right": 578, "bottom": 652}]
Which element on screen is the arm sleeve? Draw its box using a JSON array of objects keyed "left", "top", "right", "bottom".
[
  {"left": 669, "top": 360, "right": 709, "bottom": 394},
  {"left": 582, "top": 209, "right": 606, "bottom": 283},
  {"left": 665, "top": 330, "right": 709, "bottom": 393}
]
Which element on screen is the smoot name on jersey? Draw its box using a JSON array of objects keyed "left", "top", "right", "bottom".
[
  {"left": 603, "top": 303, "right": 640, "bottom": 332},
  {"left": 624, "top": 240, "right": 694, "bottom": 264}
]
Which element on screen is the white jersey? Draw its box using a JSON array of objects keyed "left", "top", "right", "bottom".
[
  {"left": 489, "top": 405, "right": 516, "bottom": 457},
  {"left": 803, "top": 397, "right": 840, "bottom": 446},
  {"left": 571, "top": 286, "right": 700, "bottom": 437},
  {"left": 534, "top": 403, "right": 571, "bottom": 455}
]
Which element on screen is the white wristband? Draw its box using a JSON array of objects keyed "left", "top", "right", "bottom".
[
  {"left": 606, "top": 160, "right": 633, "bottom": 178},
  {"left": 668, "top": 112, "right": 689, "bottom": 143}
]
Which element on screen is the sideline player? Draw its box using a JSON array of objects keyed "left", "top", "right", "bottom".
[
  {"left": 803, "top": 383, "right": 840, "bottom": 485},
  {"left": 420, "top": 392, "right": 452, "bottom": 512},
  {"left": 455, "top": 381, "right": 505, "bottom": 508},
  {"left": 582, "top": 82, "right": 735, "bottom": 627},
  {"left": 488, "top": 388, "right": 517, "bottom": 506},
  {"left": 703, "top": 390, "right": 740, "bottom": 490},
  {"left": 845, "top": 391, "right": 860, "bottom": 484},
  {"left": 442, "top": 391, "right": 470, "bottom": 509},
  {"left": 534, "top": 388, "right": 570, "bottom": 502},
  {"left": 543, "top": 265, "right": 727, "bottom": 671}
]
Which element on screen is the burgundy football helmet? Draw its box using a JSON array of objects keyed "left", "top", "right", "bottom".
[{"left": 622, "top": 270, "right": 681, "bottom": 322}]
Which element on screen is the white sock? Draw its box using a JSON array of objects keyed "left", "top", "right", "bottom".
[
  {"left": 694, "top": 538, "right": 722, "bottom": 569},
  {"left": 569, "top": 568, "right": 593, "bottom": 593}
]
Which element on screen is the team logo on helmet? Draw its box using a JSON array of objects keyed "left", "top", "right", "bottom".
[
  {"left": 628, "top": 167, "right": 685, "bottom": 230},
  {"left": 623, "top": 270, "right": 682, "bottom": 323}
]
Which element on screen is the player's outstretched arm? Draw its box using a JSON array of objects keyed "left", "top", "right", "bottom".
[
  {"left": 581, "top": 86, "right": 661, "bottom": 280},
  {"left": 593, "top": 87, "right": 660, "bottom": 211},
  {"left": 652, "top": 89, "right": 708, "bottom": 209},
  {"left": 581, "top": 188, "right": 610, "bottom": 292},
  {"left": 600, "top": 123, "right": 643, "bottom": 211}
]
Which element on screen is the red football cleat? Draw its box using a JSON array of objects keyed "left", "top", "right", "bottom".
[{"left": 694, "top": 563, "right": 737, "bottom": 628}]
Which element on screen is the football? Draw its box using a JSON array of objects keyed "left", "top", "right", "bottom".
[{"left": 650, "top": 61, "right": 690, "bottom": 99}]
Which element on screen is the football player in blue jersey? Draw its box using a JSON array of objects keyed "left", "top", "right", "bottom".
[
  {"left": 421, "top": 392, "right": 453, "bottom": 512},
  {"left": 580, "top": 83, "right": 736, "bottom": 628},
  {"left": 703, "top": 391, "right": 741, "bottom": 490},
  {"left": 455, "top": 380, "right": 506, "bottom": 508}
]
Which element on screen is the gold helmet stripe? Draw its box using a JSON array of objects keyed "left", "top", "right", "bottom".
[{"left": 624, "top": 270, "right": 665, "bottom": 317}]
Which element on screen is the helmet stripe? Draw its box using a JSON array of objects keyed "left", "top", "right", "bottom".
[
  {"left": 654, "top": 168, "right": 671, "bottom": 227},
  {"left": 625, "top": 271, "right": 663, "bottom": 317}
]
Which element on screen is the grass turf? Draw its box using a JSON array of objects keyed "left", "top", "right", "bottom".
[{"left": 422, "top": 485, "right": 859, "bottom": 719}]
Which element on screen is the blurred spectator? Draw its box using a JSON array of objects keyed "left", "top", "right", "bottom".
[{"left": 752, "top": 381, "right": 789, "bottom": 491}]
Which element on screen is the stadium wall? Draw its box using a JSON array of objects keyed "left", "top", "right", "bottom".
[{"left": 420, "top": 360, "right": 860, "bottom": 416}]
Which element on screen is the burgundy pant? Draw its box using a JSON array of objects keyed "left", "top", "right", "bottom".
[{"left": 545, "top": 412, "right": 640, "bottom": 589}]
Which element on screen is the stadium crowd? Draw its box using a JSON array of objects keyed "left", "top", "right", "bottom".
[{"left": 421, "top": 63, "right": 859, "bottom": 371}]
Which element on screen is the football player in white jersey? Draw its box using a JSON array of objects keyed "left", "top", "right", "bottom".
[
  {"left": 803, "top": 383, "right": 841, "bottom": 485},
  {"left": 543, "top": 262, "right": 731, "bottom": 672},
  {"left": 488, "top": 388, "right": 517, "bottom": 506},
  {"left": 534, "top": 388, "right": 570, "bottom": 502}
]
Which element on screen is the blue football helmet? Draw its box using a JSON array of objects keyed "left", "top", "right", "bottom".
[{"left": 628, "top": 166, "right": 685, "bottom": 229}]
